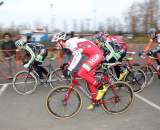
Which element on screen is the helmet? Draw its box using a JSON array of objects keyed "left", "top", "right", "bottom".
[
  {"left": 95, "top": 32, "right": 106, "bottom": 43},
  {"left": 51, "top": 32, "right": 67, "bottom": 42},
  {"left": 147, "top": 28, "right": 156, "bottom": 37},
  {"left": 15, "top": 37, "right": 27, "bottom": 47}
]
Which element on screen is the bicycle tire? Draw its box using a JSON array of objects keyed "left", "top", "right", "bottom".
[
  {"left": 132, "top": 64, "right": 154, "bottom": 87},
  {"left": 46, "top": 85, "right": 82, "bottom": 119},
  {"left": 124, "top": 69, "right": 147, "bottom": 93},
  {"left": 49, "top": 68, "right": 69, "bottom": 88},
  {"left": 12, "top": 70, "right": 38, "bottom": 95},
  {"left": 101, "top": 81, "right": 134, "bottom": 114}
]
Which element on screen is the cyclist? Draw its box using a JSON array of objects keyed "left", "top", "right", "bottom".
[
  {"left": 142, "top": 28, "right": 160, "bottom": 71},
  {"left": 52, "top": 32, "right": 105, "bottom": 110},
  {"left": 93, "top": 32, "right": 128, "bottom": 80},
  {"left": 15, "top": 35, "right": 48, "bottom": 79}
]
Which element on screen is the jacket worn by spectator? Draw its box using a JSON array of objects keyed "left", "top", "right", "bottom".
[{"left": 1, "top": 33, "right": 16, "bottom": 58}]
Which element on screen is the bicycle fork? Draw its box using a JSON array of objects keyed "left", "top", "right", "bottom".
[{"left": 63, "top": 78, "right": 78, "bottom": 104}]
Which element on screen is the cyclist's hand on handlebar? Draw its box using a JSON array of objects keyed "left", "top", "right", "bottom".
[
  {"left": 146, "top": 50, "right": 153, "bottom": 56},
  {"left": 60, "top": 63, "right": 69, "bottom": 70},
  {"left": 24, "top": 63, "right": 30, "bottom": 69},
  {"left": 63, "top": 69, "right": 71, "bottom": 78}
]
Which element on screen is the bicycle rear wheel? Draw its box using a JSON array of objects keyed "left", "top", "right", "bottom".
[
  {"left": 124, "top": 69, "right": 147, "bottom": 93},
  {"left": 49, "top": 68, "right": 69, "bottom": 88},
  {"left": 46, "top": 85, "right": 82, "bottom": 119},
  {"left": 13, "top": 70, "right": 38, "bottom": 95},
  {"left": 101, "top": 81, "right": 134, "bottom": 114}
]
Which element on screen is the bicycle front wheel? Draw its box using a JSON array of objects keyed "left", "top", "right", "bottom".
[
  {"left": 46, "top": 85, "right": 82, "bottom": 119},
  {"left": 12, "top": 70, "right": 38, "bottom": 95},
  {"left": 101, "top": 81, "right": 134, "bottom": 114}
]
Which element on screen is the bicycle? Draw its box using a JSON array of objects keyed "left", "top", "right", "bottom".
[
  {"left": 98, "top": 58, "right": 147, "bottom": 93},
  {"left": 45, "top": 63, "right": 134, "bottom": 119},
  {"left": 12, "top": 58, "right": 65, "bottom": 95},
  {"left": 128, "top": 51, "right": 159, "bottom": 86},
  {"left": 135, "top": 53, "right": 160, "bottom": 86}
]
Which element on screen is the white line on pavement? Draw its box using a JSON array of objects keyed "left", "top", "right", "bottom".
[
  {"left": 135, "top": 93, "right": 160, "bottom": 111},
  {"left": 0, "top": 84, "right": 9, "bottom": 96},
  {"left": 0, "top": 82, "right": 12, "bottom": 86}
]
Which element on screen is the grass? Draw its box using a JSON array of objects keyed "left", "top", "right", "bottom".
[{"left": 124, "top": 36, "right": 148, "bottom": 44}]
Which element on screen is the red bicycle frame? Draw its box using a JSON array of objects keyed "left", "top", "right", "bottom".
[
  {"left": 63, "top": 71, "right": 120, "bottom": 105},
  {"left": 143, "top": 55, "right": 160, "bottom": 76}
]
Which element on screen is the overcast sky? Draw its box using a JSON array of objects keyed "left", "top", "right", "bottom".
[{"left": 0, "top": 0, "right": 143, "bottom": 31}]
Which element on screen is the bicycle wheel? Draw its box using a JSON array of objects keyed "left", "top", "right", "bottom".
[
  {"left": 101, "top": 81, "right": 134, "bottom": 114},
  {"left": 132, "top": 64, "right": 154, "bottom": 87},
  {"left": 49, "top": 68, "right": 69, "bottom": 88},
  {"left": 46, "top": 85, "right": 82, "bottom": 119},
  {"left": 13, "top": 70, "right": 38, "bottom": 95},
  {"left": 124, "top": 69, "right": 147, "bottom": 93},
  {"left": 141, "top": 66, "right": 154, "bottom": 86}
]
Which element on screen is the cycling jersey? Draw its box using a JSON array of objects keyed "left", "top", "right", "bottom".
[
  {"left": 144, "top": 33, "right": 160, "bottom": 52},
  {"left": 106, "top": 35, "right": 128, "bottom": 51},
  {"left": 100, "top": 35, "right": 127, "bottom": 61},
  {"left": 91, "top": 33, "right": 128, "bottom": 62},
  {"left": 65, "top": 37, "right": 103, "bottom": 71},
  {"left": 143, "top": 32, "right": 160, "bottom": 66},
  {"left": 23, "top": 42, "right": 47, "bottom": 66}
]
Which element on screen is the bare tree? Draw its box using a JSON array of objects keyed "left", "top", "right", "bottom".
[{"left": 126, "top": 0, "right": 160, "bottom": 34}]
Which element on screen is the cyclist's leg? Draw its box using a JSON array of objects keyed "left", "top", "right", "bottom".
[
  {"left": 36, "top": 48, "right": 49, "bottom": 77},
  {"left": 78, "top": 54, "right": 103, "bottom": 99},
  {"left": 114, "top": 51, "right": 126, "bottom": 79},
  {"left": 33, "top": 61, "right": 44, "bottom": 79},
  {"left": 78, "top": 67, "right": 97, "bottom": 99}
]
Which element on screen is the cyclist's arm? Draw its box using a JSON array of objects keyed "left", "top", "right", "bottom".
[
  {"left": 143, "top": 39, "right": 154, "bottom": 53},
  {"left": 68, "top": 49, "right": 82, "bottom": 71},
  {"left": 24, "top": 44, "right": 36, "bottom": 66}
]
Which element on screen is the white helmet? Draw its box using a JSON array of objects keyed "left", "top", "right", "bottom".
[
  {"left": 51, "top": 32, "right": 67, "bottom": 42},
  {"left": 15, "top": 37, "right": 27, "bottom": 47}
]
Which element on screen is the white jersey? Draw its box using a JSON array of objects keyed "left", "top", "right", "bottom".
[{"left": 65, "top": 37, "right": 100, "bottom": 71}]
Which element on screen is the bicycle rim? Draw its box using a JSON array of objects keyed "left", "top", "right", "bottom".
[
  {"left": 46, "top": 86, "right": 82, "bottom": 119},
  {"left": 49, "top": 68, "right": 69, "bottom": 88},
  {"left": 13, "top": 71, "right": 38, "bottom": 95},
  {"left": 101, "top": 81, "right": 134, "bottom": 114},
  {"left": 124, "top": 69, "right": 147, "bottom": 93}
]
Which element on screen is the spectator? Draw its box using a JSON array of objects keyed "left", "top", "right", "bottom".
[{"left": 1, "top": 33, "right": 16, "bottom": 78}]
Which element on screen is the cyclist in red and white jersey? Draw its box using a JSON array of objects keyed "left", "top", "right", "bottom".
[{"left": 52, "top": 32, "right": 105, "bottom": 110}]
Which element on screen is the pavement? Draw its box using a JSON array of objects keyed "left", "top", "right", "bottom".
[{"left": 0, "top": 74, "right": 160, "bottom": 130}]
